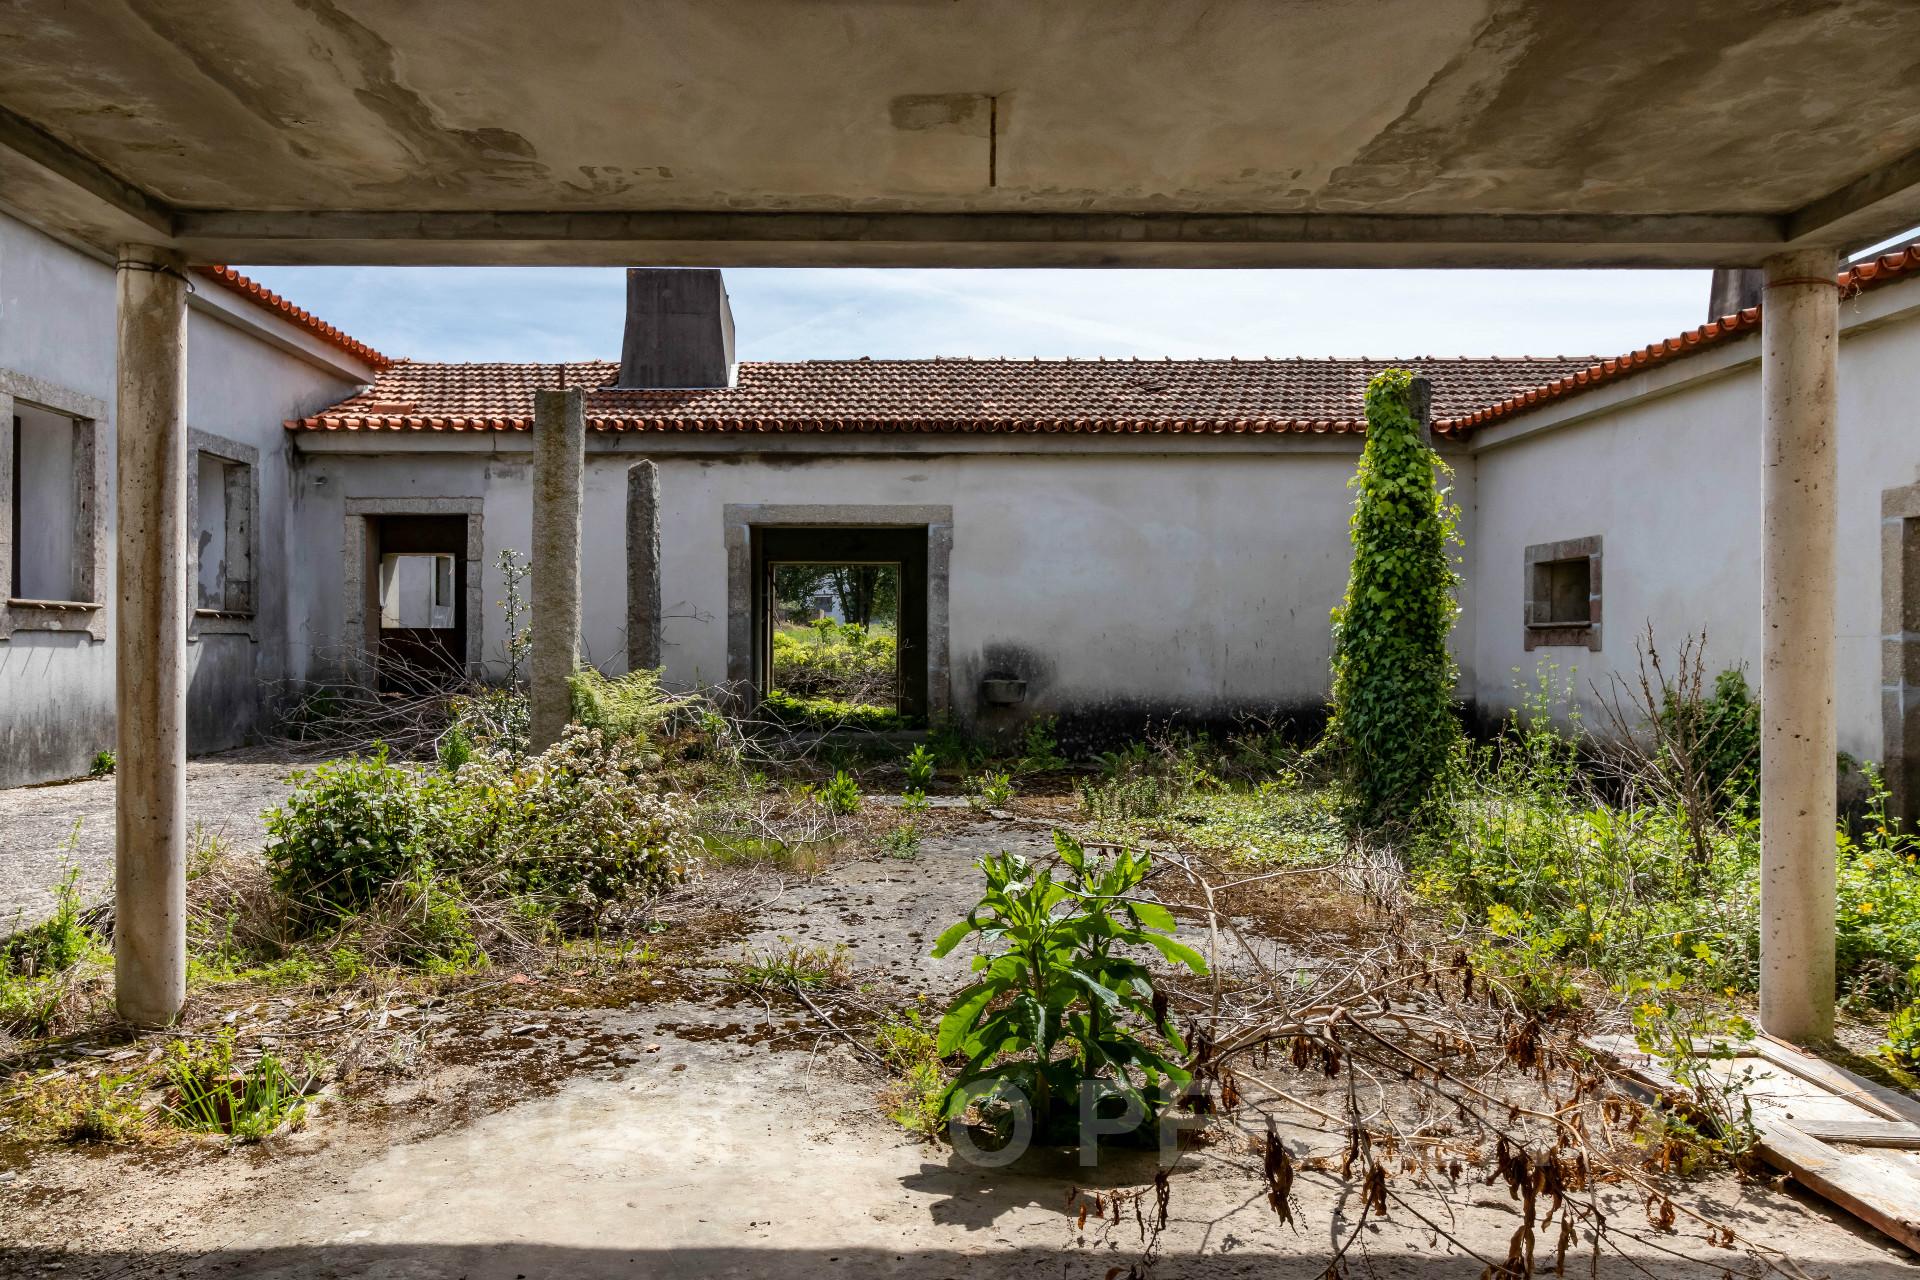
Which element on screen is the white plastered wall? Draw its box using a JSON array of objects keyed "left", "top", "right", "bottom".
[
  {"left": 1468, "top": 275, "right": 1920, "bottom": 766},
  {"left": 296, "top": 435, "right": 1484, "bottom": 737},
  {"left": 0, "top": 210, "right": 372, "bottom": 785}
]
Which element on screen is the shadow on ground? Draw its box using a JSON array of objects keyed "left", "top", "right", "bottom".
[{"left": 14, "top": 1244, "right": 1919, "bottom": 1280}]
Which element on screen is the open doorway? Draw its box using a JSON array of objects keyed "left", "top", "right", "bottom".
[
  {"left": 369, "top": 513, "right": 468, "bottom": 692},
  {"left": 751, "top": 526, "right": 928, "bottom": 727}
]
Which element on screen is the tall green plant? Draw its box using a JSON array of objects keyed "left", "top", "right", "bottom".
[
  {"left": 1327, "top": 368, "right": 1461, "bottom": 826},
  {"left": 931, "top": 832, "right": 1205, "bottom": 1138}
]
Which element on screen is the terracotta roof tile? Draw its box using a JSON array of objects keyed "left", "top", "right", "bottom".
[
  {"left": 288, "top": 244, "right": 1920, "bottom": 439},
  {"left": 1435, "top": 244, "right": 1920, "bottom": 434},
  {"left": 289, "top": 355, "right": 1604, "bottom": 435},
  {"left": 196, "top": 267, "right": 392, "bottom": 369}
]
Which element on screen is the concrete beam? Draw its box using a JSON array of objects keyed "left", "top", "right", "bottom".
[
  {"left": 1758, "top": 248, "right": 1841, "bottom": 1045},
  {"left": 1786, "top": 145, "right": 1920, "bottom": 254},
  {"left": 0, "top": 105, "right": 174, "bottom": 261},
  {"left": 113, "top": 244, "right": 190, "bottom": 1027},
  {"left": 169, "top": 209, "right": 1792, "bottom": 269},
  {"left": 529, "top": 388, "right": 585, "bottom": 751}
]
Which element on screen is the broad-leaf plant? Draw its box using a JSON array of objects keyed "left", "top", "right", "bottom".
[{"left": 930, "top": 831, "right": 1206, "bottom": 1141}]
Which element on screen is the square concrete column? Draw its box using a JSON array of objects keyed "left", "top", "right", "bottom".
[
  {"left": 114, "top": 245, "right": 190, "bottom": 1027},
  {"left": 1759, "top": 248, "right": 1841, "bottom": 1044},
  {"left": 529, "top": 387, "right": 586, "bottom": 750}
]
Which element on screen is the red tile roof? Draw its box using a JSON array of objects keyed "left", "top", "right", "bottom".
[
  {"left": 286, "top": 243, "right": 1920, "bottom": 439},
  {"left": 1435, "top": 244, "right": 1920, "bottom": 434},
  {"left": 196, "top": 266, "right": 392, "bottom": 370},
  {"left": 289, "top": 355, "right": 1604, "bottom": 436}
]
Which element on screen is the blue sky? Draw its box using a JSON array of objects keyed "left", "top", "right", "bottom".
[{"left": 240, "top": 266, "right": 1721, "bottom": 364}]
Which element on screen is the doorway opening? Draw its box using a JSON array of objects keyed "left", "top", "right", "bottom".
[
  {"left": 752, "top": 526, "right": 928, "bottom": 728},
  {"left": 369, "top": 513, "right": 468, "bottom": 693}
]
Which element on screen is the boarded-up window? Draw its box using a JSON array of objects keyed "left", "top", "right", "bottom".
[
  {"left": 1540, "top": 557, "right": 1592, "bottom": 625},
  {"left": 1524, "top": 536, "right": 1601, "bottom": 651}
]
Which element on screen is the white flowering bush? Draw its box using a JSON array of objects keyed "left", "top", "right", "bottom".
[
  {"left": 266, "top": 729, "right": 696, "bottom": 936},
  {"left": 456, "top": 727, "right": 699, "bottom": 920}
]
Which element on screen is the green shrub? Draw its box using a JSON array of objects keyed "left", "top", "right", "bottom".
[
  {"left": 386, "top": 872, "right": 487, "bottom": 974},
  {"left": 876, "top": 1007, "right": 947, "bottom": 1138},
  {"left": 760, "top": 688, "right": 908, "bottom": 732},
  {"left": 1420, "top": 698, "right": 1920, "bottom": 1011},
  {"left": 1656, "top": 667, "right": 1759, "bottom": 807},
  {"left": 18, "top": 1072, "right": 149, "bottom": 1144},
  {"left": 1326, "top": 368, "right": 1461, "bottom": 826},
  {"left": 731, "top": 940, "right": 853, "bottom": 992},
  {"left": 568, "top": 666, "right": 672, "bottom": 745},
  {"left": 89, "top": 750, "right": 115, "bottom": 778},
  {"left": 881, "top": 822, "right": 921, "bottom": 860},
  {"left": 436, "top": 723, "right": 474, "bottom": 772},
  {"left": 263, "top": 747, "right": 448, "bottom": 917},
  {"left": 904, "top": 744, "right": 935, "bottom": 790},
  {"left": 1016, "top": 717, "right": 1068, "bottom": 773},
  {"left": 770, "top": 621, "right": 897, "bottom": 703},
  {"left": 964, "top": 770, "right": 1014, "bottom": 811},
  {"left": 928, "top": 715, "right": 987, "bottom": 769},
  {"left": 931, "top": 832, "right": 1204, "bottom": 1139},
  {"left": 1081, "top": 774, "right": 1165, "bottom": 823},
  {"left": 3, "top": 865, "right": 101, "bottom": 978},
  {"left": 1886, "top": 970, "right": 1920, "bottom": 1066},
  {"left": 820, "top": 769, "right": 862, "bottom": 815},
  {"left": 447, "top": 686, "right": 529, "bottom": 757}
]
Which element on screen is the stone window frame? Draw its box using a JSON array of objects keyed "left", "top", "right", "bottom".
[
  {"left": 722, "top": 503, "right": 952, "bottom": 719},
  {"left": 186, "top": 429, "right": 261, "bottom": 641},
  {"left": 1523, "top": 535, "right": 1602, "bottom": 652},
  {"left": 0, "top": 369, "right": 108, "bottom": 643},
  {"left": 342, "top": 497, "right": 486, "bottom": 680}
]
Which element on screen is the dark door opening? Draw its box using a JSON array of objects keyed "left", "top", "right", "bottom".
[
  {"left": 369, "top": 514, "right": 468, "bottom": 693},
  {"left": 751, "top": 526, "right": 928, "bottom": 725}
]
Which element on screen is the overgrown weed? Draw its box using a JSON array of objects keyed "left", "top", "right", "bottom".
[{"left": 730, "top": 940, "right": 854, "bottom": 993}]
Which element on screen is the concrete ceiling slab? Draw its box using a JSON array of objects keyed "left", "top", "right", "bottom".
[{"left": 1, "top": 0, "right": 1917, "bottom": 266}]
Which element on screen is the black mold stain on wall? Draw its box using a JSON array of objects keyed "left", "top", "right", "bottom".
[
  {"left": 957, "top": 639, "right": 1331, "bottom": 753},
  {"left": 1044, "top": 698, "right": 1330, "bottom": 757}
]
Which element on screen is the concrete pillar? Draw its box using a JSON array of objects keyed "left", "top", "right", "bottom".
[
  {"left": 1759, "top": 248, "right": 1841, "bottom": 1044},
  {"left": 626, "top": 459, "right": 661, "bottom": 671},
  {"left": 529, "top": 387, "right": 585, "bottom": 750},
  {"left": 113, "top": 245, "right": 189, "bottom": 1027}
]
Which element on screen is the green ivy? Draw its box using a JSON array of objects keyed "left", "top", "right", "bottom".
[{"left": 1326, "top": 369, "right": 1462, "bottom": 826}]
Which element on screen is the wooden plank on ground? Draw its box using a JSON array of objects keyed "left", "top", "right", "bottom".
[
  {"left": 1792, "top": 1119, "right": 1920, "bottom": 1149},
  {"left": 1744, "top": 1116, "right": 1920, "bottom": 1252},
  {"left": 1750, "top": 1034, "right": 1920, "bottom": 1124},
  {"left": 1583, "top": 1033, "right": 1920, "bottom": 1254}
]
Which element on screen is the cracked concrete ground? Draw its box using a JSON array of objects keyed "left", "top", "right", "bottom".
[
  {"left": 2, "top": 797, "right": 1915, "bottom": 1276},
  {"left": 0, "top": 750, "right": 304, "bottom": 926}
]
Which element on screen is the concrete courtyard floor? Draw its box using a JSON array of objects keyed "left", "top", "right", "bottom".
[
  {"left": 1, "top": 772, "right": 1916, "bottom": 1277},
  {"left": 0, "top": 749, "right": 304, "bottom": 924}
]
